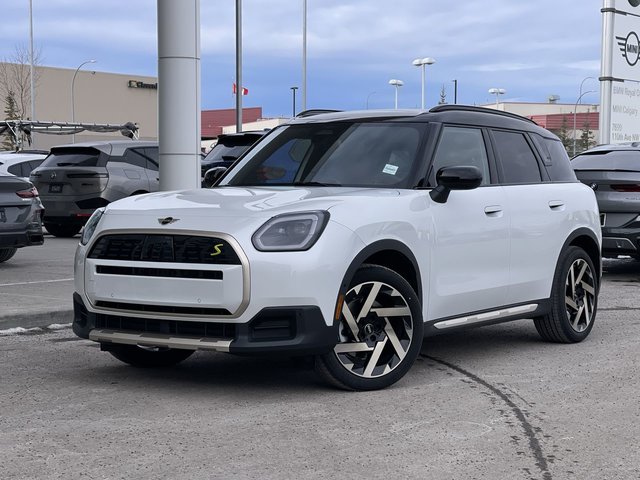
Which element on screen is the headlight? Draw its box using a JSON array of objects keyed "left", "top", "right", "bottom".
[
  {"left": 252, "top": 211, "right": 329, "bottom": 251},
  {"left": 80, "top": 208, "right": 105, "bottom": 246}
]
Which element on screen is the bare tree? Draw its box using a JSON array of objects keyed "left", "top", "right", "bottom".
[{"left": 0, "top": 44, "right": 42, "bottom": 120}]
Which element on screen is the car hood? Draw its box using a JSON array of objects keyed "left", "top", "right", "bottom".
[{"left": 104, "top": 186, "right": 401, "bottom": 219}]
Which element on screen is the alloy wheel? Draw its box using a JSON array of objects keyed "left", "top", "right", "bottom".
[
  {"left": 564, "top": 258, "right": 596, "bottom": 332},
  {"left": 334, "top": 281, "right": 413, "bottom": 378}
]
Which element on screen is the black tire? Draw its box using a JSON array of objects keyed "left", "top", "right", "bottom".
[
  {"left": 107, "top": 344, "right": 195, "bottom": 368},
  {"left": 315, "top": 265, "right": 423, "bottom": 391},
  {"left": 0, "top": 248, "right": 17, "bottom": 263},
  {"left": 44, "top": 222, "right": 82, "bottom": 238},
  {"left": 534, "top": 246, "right": 598, "bottom": 343}
]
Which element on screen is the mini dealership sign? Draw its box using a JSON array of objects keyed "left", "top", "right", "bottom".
[{"left": 601, "top": 0, "right": 640, "bottom": 143}]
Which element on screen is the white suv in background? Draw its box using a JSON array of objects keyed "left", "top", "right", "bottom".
[{"left": 72, "top": 106, "right": 601, "bottom": 390}]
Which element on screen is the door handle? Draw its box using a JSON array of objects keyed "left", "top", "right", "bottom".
[
  {"left": 548, "top": 200, "right": 565, "bottom": 210},
  {"left": 484, "top": 205, "right": 503, "bottom": 217}
]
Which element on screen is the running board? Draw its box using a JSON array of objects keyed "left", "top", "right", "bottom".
[
  {"left": 432, "top": 304, "right": 539, "bottom": 330},
  {"left": 89, "top": 329, "right": 232, "bottom": 352}
]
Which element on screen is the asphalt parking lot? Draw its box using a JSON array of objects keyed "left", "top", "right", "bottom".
[{"left": 0, "top": 239, "right": 639, "bottom": 479}]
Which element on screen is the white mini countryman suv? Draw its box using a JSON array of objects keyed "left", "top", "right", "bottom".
[{"left": 73, "top": 106, "right": 601, "bottom": 390}]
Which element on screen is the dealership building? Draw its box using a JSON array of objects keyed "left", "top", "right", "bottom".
[{"left": 0, "top": 63, "right": 284, "bottom": 151}]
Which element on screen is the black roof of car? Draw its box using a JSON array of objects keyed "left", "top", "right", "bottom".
[{"left": 288, "top": 105, "right": 556, "bottom": 139}]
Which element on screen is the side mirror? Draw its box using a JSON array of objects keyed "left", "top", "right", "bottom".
[
  {"left": 202, "top": 166, "right": 228, "bottom": 188},
  {"left": 430, "top": 165, "right": 483, "bottom": 204}
]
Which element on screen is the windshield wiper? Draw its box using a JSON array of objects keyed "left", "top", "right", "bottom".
[{"left": 293, "top": 181, "right": 342, "bottom": 187}]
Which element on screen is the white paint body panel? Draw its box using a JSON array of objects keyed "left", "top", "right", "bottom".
[{"left": 75, "top": 183, "right": 601, "bottom": 329}]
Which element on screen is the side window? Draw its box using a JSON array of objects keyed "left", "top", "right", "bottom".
[
  {"left": 430, "top": 126, "right": 490, "bottom": 186},
  {"left": 530, "top": 134, "right": 576, "bottom": 182},
  {"left": 144, "top": 147, "right": 159, "bottom": 171},
  {"left": 122, "top": 148, "right": 148, "bottom": 168},
  {"left": 7, "top": 163, "right": 22, "bottom": 176},
  {"left": 492, "top": 130, "right": 542, "bottom": 184},
  {"left": 29, "top": 160, "right": 44, "bottom": 172}
]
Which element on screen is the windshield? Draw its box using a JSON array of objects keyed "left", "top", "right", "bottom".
[{"left": 222, "top": 122, "right": 425, "bottom": 188}]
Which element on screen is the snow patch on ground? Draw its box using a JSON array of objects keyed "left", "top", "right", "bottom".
[{"left": 0, "top": 323, "right": 71, "bottom": 336}]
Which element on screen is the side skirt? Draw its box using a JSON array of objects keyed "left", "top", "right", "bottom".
[{"left": 423, "top": 299, "right": 551, "bottom": 337}]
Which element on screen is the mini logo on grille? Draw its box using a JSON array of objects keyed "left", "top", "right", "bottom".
[
  {"left": 50, "top": 172, "right": 57, "bottom": 179},
  {"left": 158, "top": 216, "right": 179, "bottom": 225}
]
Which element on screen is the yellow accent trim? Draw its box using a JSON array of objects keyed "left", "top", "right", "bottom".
[{"left": 210, "top": 243, "right": 224, "bottom": 256}]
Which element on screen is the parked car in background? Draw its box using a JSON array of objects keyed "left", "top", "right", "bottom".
[
  {"left": 0, "top": 150, "right": 48, "bottom": 180},
  {"left": 72, "top": 106, "right": 601, "bottom": 391},
  {"left": 201, "top": 131, "right": 267, "bottom": 179},
  {"left": 0, "top": 174, "right": 44, "bottom": 263},
  {"left": 573, "top": 143, "right": 640, "bottom": 259},
  {"left": 30, "top": 141, "right": 158, "bottom": 238}
]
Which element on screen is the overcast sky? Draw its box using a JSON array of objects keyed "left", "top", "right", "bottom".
[{"left": 0, "top": 0, "right": 603, "bottom": 118}]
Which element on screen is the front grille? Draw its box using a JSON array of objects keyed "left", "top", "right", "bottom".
[
  {"left": 96, "top": 265, "right": 223, "bottom": 280},
  {"left": 95, "top": 301, "right": 231, "bottom": 316},
  {"left": 89, "top": 234, "right": 241, "bottom": 265},
  {"left": 95, "top": 313, "right": 236, "bottom": 339}
]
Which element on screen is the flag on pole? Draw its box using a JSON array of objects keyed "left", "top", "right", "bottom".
[{"left": 233, "top": 83, "right": 249, "bottom": 95}]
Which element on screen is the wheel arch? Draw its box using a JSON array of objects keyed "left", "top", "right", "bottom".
[
  {"left": 561, "top": 228, "right": 601, "bottom": 281},
  {"left": 340, "top": 240, "right": 423, "bottom": 303}
]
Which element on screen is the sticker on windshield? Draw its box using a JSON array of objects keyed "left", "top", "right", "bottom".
[{"left": 382, "top": 164, "right": 398, "bottom": 175}]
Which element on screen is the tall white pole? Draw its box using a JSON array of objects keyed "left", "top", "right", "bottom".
[
  {"left": 394, "top": 86, "right": 398, "bottom": 109},
  {"left": 600, "top": 0, "right": 615, "bottom": 145},
  {"left": 302, "top": 0, "right": 307, "bottom": 111},
  {"left": 235, "top": 0, "right": 242, "bottom": 132},
  {"left": 158, "top": 0, "right": 201, "bottom": 191},
  {"left": 29, "top": 0, "right": 35, "bottom": 120},
  {"left": 420, "top": 64, "right": 425, "bottom": 109}
]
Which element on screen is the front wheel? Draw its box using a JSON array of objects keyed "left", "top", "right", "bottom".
[
  {"left": 534, "top": 246, "right": 598, "bottom": 343},
  {"left": 107, "top": 344, "right": 195, "bottom": 368},
  {"left": 316, "top": 265, "right": 423, "bottom": 391}
]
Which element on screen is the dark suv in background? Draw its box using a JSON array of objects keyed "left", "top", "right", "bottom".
[
  {"left": 201, "top": 131, "right": 266, "bottom": 178},
  {"left": 573, "top": 143, "right": 640, "bottom": 259},
  {"left": 30, "top": 141, "right": 158, "bottom": 237}
]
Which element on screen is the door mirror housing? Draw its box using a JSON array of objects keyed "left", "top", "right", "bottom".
[
  {"left": 430, "top": 165, "right": 483, "bottom": 204},
  {"left": 202, "top": 166, "right": 228, "bottom": 188}
]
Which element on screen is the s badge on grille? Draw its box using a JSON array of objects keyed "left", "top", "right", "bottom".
[
  {"left": 50, "top": 172, "right": 57, "bottom": 180},
  {"left": 590, "top": 183, "right": 598, "bottom": 191},
  {"left": 158, "top": 216, "right": 179, "bottom": 225}
]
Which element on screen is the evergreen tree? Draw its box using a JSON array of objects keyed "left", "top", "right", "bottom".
[
  {"left": 438, "top": 84, "right": 447, "bottom": 105},
  {"left": 2, "top": 90, "right": 18, "bottom": 150},
  {"left": 551, "top": 116, "right": 572, "bottom": 155},
  {"left": 578, "top": 121, "right": 595, "bottom": 154}
]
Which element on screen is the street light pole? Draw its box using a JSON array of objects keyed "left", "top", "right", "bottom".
[
  {"left": 290, "top": 86, "right": 298, "bottom": 117},
  {"left": 488, "top": 87, "right": 506, "bottom": 108},
  {"left": 412, "top": 57, "right": 435, "bottom": 109},
  {"left": 388, "top": 79, "right": 404, "bottom": 109},
  {"left": 235, "top": 0, "right": 243, "bottom": 132},
  {"left": 365, "top": 91, "right": 377, "bottom": 109},
  {"left": 302, "top": 0, "right": 307, "bottom": 111},
  {"left": 579, "top": 76, "right": 597, "bottom": 104},
  {"left": 573, "top": 90, "right": 596, "bottom": 156},
  {"left": 71, "top": 59, "right": 96, "bottom": 143},
  {"left": 452, "top": 79, "right": 458, "bottom": 104}
]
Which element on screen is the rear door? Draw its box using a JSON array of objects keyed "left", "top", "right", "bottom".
[{"left": 490, "top": 129, "right": 568, "bottom": 305}]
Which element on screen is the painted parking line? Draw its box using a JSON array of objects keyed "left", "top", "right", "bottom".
[{"left": 0, "top": 278, "right": 74, "bottom": 287}]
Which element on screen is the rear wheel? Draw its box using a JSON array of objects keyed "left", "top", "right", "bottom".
[
  {"left": 316, "top": 265, "right": 423, "bottom": 391},
  {"left": 44, "top": 222, "right": 82, "bottom": 238},
  {"left": 0, "top": 248, "right": 17, "bottom": 263},
  {"left": 534, "top": 246, "right": 598, "bottom": 343},
  {"left": 107, "top": 344, "right": 195, "bottom": 368}
]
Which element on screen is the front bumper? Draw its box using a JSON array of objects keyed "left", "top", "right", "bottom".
[
  {"left": 73, "top": 293, "right": 340, "bottom": 356},
  {"left": 602, "top": 226, "right": 640, "bottom": 257}
]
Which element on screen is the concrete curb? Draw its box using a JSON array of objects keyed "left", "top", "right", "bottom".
[{"left": 0, "top": 309, "right": 74, "bottom": 331}]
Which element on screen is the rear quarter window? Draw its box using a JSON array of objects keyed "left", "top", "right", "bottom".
[{"left": 531, "top": 134, "right": 576, "bottom": 182}]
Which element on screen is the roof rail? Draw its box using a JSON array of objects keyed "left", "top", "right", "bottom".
[
  {"left": 295, "top": 109, "right": 342, "bottom": 118},
  {"left": 428, "top": 104, "right": 537, "bottom": 125}
]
